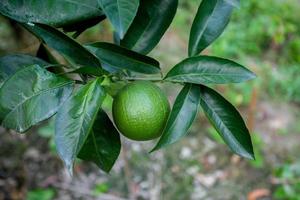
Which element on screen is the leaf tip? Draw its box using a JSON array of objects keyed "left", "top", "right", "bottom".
[
  {"left": 66, "top": 163, "right": 74, "bottom": 177},
  {"left": 149, "top": 145, "right": 160, "bottom": 154},
  {"left": 248, "top": 71, "right": 257, "bottom": 80},
  {"left": 237, "top": 150, "right": 255, "bottom": 160}
]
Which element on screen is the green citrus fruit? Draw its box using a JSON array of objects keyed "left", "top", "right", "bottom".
[{"left": 112, "top": 81, "right": 170, "bottom": 141}]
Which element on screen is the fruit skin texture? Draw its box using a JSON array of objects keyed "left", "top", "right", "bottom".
[{"left": 112, "top": 81, "right": 170, "bottom": 141}]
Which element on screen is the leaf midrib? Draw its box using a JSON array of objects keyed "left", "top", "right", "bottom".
[
  {"left": 2, "top": 81, "right": 73, "bottom": 123},
  {"left": 166, "top": 72, "right": 251, "bottom": 80},
  {"left": 72, "top": 81, "right": 99, "bottom": 159},
  {"left": 201, "top": 95, "right": 248, "bottom": 155},
  {"left": 191, "top": 0, "right": 219, "bottom": 54},
  {"left": 158, "top": 84, "right": 192, "bottom": 146}
]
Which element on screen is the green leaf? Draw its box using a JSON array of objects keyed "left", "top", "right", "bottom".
[
  {"left": 67, "top": 66, "right": 103, "bottom": 77},
  {"left": 199, "top": 85, "right": 254, "bottom": 159},
  {"left": 55, "top": 78, "right": 106, "bottom": 174},
  {"left": 62, "top": 15, "right": 106, "bottom": 37},
  {"left": 0, "top": 54, "right": 48, "bottom": 87},
  {"left": 225, "top": 0, "right": 240, "bottom": 8},
  {"left": 188, "top": 0, "right": 235, "bottom": 56},
  {"left": 121, "top": 0, "right": 178, "bottom": 54},
  {"left": 36, "top": 44, "right": 59, "bottom": 64},
  {"left": 78, "top": 110, "right": 121, "bottom": 173},
  {"left": 0, "top": 64, "right": 73, "bottom": 132},
  {"left": 165, "top": 56, "right": 256, "bottom": 84},
  {"left": 0, "top": 0, "right": 102, "bottom": 27},
  {"left": 85, "top": 42, "right": 160, "bottom": 74},
  {"left": 36, "top": 44, "right": 69, "bottom": 75},
  {"left": 23, "top": 23, "right": 102, "bottom": 69},
  {"left": 98, "top": 0, "right": 139, "bottom": 39},
  {"left": 151, "top": 84, "right": 200, "bottom": 151}
]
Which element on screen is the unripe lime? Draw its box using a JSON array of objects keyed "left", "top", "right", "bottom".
[{"left": 112, "top": 81, "right": 170, "bottom": 141}]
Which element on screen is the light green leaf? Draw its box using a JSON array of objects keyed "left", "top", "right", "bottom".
[
  {"left": 0, "top": 64, "right": 74, "bottom": 132},
  {"left": 55, "top": 78, "right": 106, "bottom": 174}
]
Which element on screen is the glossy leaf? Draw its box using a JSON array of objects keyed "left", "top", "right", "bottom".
[
  {"left": 165, "top": 56, "right": 256, "bottom": 84},
  {"left": 0, "top": 64, "right": 73, "bottom": 132},
  {"left": 98, "top": 0, "right": 139, "bottom": 39},
  {"left": 151, "top": 84, "right": 200, "bottom": 151},
  {"left": 0, "top": 54, "right": 48, "bottom": 87},
  {"left": 199, "top": 85, "right": 254, "bottom": 159},
  {"left": 189, "top": 0, "right": 235, "bottom": 56},
  {"left": 0, "top": 0, "right": 102, "bottom": 27},
  {"left": 23, "top": 23, "right": 101, "bottom": 69},
  {"left": 78, "top": 110, "right": 121, "bottom": 173},
  {"left": 55, "top": 79, "right": 106, "bottom": 174},
  {"left": 121, "top": 0, "right": 178, "bottom": 54},
  {"left": 85, "top": 42, "right": 160, "bottom": 74}
]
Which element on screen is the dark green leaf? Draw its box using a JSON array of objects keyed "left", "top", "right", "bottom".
[
  {"left": 121, "top": 0, "right": 178, "bottom": 54},
  {"left": 36, "top": 44, "right": 58, "bottom": 64},
  {"left": 0, "top": 54, "right": 48, "bottom": 87},
  {"left": 23, "top": 23, "right": 101, "bottom": 69},
  {"left": 165, "top": 56, "right": 256, "bottom": 84},
  {"left": 62, "top": 15, "right": 106, "bottom": 33},
  {"left": 188, "top": 0, "right": 235, "bottom": 56},
  {"left": 78, "top": 110, "right": 121, "bottom": 173},
  {"left": 55, "top": 78, "right": 106, "bottom": 174},
  {"left": 36, "top": 44, "right": 69, "bottom": 75},
  {"left": 85, "top": 42, "right": 160, "bottom": 74},
  {"left": 199, "top": 85, "right": 254, "bottom": 159},
  {"left": 0, "top": 0, "right": 102, "bottom": 27},
  {"left": 67, "top": 66, "right": 103, "bottom": 76},
  {"left": 98, "top": 0, "right": 139, "bottom": 39},
  {"left": 151, "top": 84, "right": 200, "bottom": 151},
  {"left": 0, "top": 64, "right": 73, "bottom": 132}
]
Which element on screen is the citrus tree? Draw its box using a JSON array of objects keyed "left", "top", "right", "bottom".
[{"left": 0, "top": 0, "right": 256, "bottom": 174}]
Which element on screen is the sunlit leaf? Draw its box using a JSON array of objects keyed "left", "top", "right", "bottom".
[
  {"left": 55, "top": 78, "right": 106, "bottom": 174},
  {"left": 0, "top": 64, "right": 73, "bottom": 132}
]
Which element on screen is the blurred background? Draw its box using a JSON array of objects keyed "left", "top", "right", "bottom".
[{"left": 1, "top": 0, "right": 300, "bottom": 199}]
